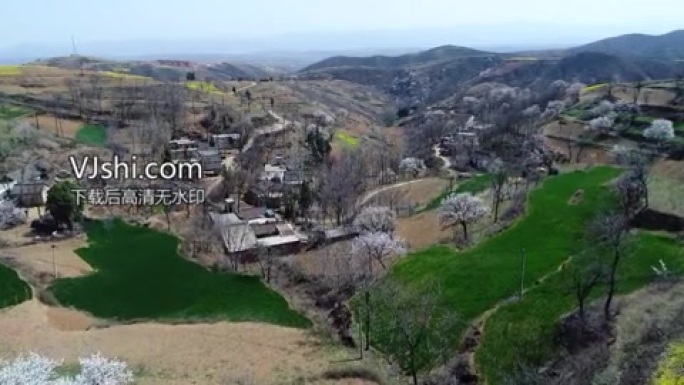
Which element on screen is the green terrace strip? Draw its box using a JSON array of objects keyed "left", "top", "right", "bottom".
[
  {"left": 0, "top": 263, "right": 32, "bottom": 309},
  {"left": 422, "top": 173, "right": 491, "bottom": 211},
  {"left": 391, "top": 167, "right": 623, "bottom": 370},
  {"left": 75, "top": 124, "right": 107, "bottom": 146},
  {"left": 477, "top": 231, "right": 682, "bottom": 383},
  {"left": 0, "top": 105, "right": 30, "bottom": 120},
  {"left": 49, "top": 219, "right": 311, "bottom": 328}
]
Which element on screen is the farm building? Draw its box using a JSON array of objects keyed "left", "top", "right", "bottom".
[
  {"left": 210, "top": 133, "right": 241, "bottom": 153},
  {"left": 10, "top": 181, "right": 48, "bottom": 207},
  {"left": 197, "top": 149, "right": 222, "bottom": 175},
  {"left": 210, "top": 211, "right": 305, "bottom": 260}
]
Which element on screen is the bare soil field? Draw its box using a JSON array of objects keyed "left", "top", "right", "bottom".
[
  {"left": 648, "top": 160, "right": 684, "bottom": 217},
  {"left": 21, "top": 114, "right": 85, "bottom": 138},
  {"left": 0, "top": 300, "right": 378, "bottom": 385},
  {"left": 0, "top": 220, "right": 387, "bottom": 385},
  {"left": 612, "top": 85, "right": 677, "bottom": 107},
  {"left": 396, "top": 211, "right": 450, "bottom": 249},
  {"left": 543, "top": 119, "right": 586, "bottom": 140},
  {"left": 1, "top": 237, "right": 93, "bottom": 279}
]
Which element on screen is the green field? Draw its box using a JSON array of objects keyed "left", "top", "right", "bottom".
[
  {"left": 75, "top": 124, "right": 107, "bottom": 145},
  {"left": 422, "top": 173, "right": 491, "bottom": 211},
  {"left": 0, "top": 263, "right": 32, "bottom": 309},
  {"left": 0, "top": 105, "right": 30, "bottom": 120},
  {"left": 334, "top": 130, "right": 360, "bottom": 148},
  {"left": 0, "top": 65, "right": 22, "bottom": 76},
  {"left": 392, "top": 167, "right": 682, "bottom": 381},
  {"left": 49, "top": 219, "right": 311, "bottom": 328}
]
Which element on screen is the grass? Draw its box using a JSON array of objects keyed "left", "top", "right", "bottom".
[
  {"left": 334, "top": 130, "right": 360, "bottom": 148},
  {"left": 0, "top": 105, "right": 30, "bottom": 120},
  {"left": 393, "top": 167, "right": 636, "bottom": 377},
  {"left": 49, "top": 219, "right": 311, "bottom": 328},
  {"left": 75, "top": 124, "right": 107, "bottom": 145},
  {"left": 0, "top": 65, "right": 22, "bottom": 76},
  {"left": 477, "top": 231, "right": 682, "bottom": 383},
  {"left": 422, "top": 173, "right": 491, "bottom": 211},
  {"left": 582, "top": 83, "right": 608, "bottom": 94},
  {"left": 652, "top": 341, "right": 684, "bottom": 384},
  {"left": 101, "top": 71, "right": 151, "bottom": 81},
  {"left": 185, "top": 81, "right": 224, "bottom": 95},
  {"left": 0, "top": 263, "right": 32, "bottom": 309}
]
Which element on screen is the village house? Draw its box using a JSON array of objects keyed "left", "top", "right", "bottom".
[
  {"left": 5, "top": 164, "right": 50, "bottom": 208},
  {"left": 210, "top": 210, "right": 306, "bottom": 262},
  {"left": 210, "top": 133, "right": 242, "bottom": 154},
  {"left": 197, "top": 149, "right": 222, "bottom": 176}
]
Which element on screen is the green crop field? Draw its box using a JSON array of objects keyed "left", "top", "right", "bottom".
[
  {"left": 0, "top": 65, "right": 22, "bottom": 76},
  {"left": 49, "top": 219, "right": 311, "bottom": 328},
  {"left": 392, "top": 167, "right": 683, "bottom": 381},
  {"left": 334, "top": 130, "right": 360, "bottom": 148},
  {"left": 75, "top": 124, "right": 107, "bottom": 145},
  {"left": 0, "top": 263, "right": 32, "bottom": 309}
]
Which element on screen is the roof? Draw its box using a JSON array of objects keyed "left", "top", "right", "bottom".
[
  {"left": 198, "top": 149, "right": 221, "bottom": 158},
  {"left": 283, "top": 170, "right": 303, "bottom": 184},
  {"left": 237, "top": 207, "right": 269, "bottom": 221},
  {"left": 212, "top": 133, "right": 241, "bottom": 139},
  {"left": 257, "top": 234, "right": 301, "bottom": 248},
  {"left": 7, "top": 164, "right": 44, "bottom": 183},
  {"left": 170, "top": 138, "right": 195, "bottom": 145},
  {"left": 251, "top": 223, "right": 279, "bottom": 238},
  {"left": 210, "top": 213, "right": 258, "bottom": 253}
]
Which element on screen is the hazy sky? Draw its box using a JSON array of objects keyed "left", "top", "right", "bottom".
[{"left": 1, "top": 0, "right": 683, "bottom": 49}]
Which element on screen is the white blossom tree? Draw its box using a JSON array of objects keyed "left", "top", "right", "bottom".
[
  {"left": 541, "top": 100, "right": 566, "bottom": 121},
  {"left": 0, "top": 352, "right": 134, "bottom": 384},
  {"left": 644, "top": 119, "right": 675, "bottom": 142},
  {"left": 354, "top": 206, "right": 397, "bottom": 235},
  {"left": 438, "top": 192, "right": 489, "bottom": 241},
  {"left": 399, "top": 157, "right": 425, "bottom": 178},
  {"left": 588, "top": 116, "right": 615, "bottom": 135},
  {"left": 590, "top": 100, "right": 615, "bottom": 118},
  {"left": 351, "top": 232, "right": 407, "bottom": 351}
]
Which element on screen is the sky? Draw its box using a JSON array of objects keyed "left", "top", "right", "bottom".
[{"left": 1, "top": 0, "right": 683, "bottom": 55}]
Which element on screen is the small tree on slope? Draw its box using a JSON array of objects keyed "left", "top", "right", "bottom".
[{"left": 438, "top": 192, "right": 489, "bottom": 242}]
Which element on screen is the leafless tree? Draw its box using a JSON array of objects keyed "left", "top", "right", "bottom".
[
  {"left": 88, "top": 75, "right": 104, "bottom": 114},
  {"left": 368, "top": 278, "right": 459, "bottom": 385},
  {"left": 351, "top": 232, "right": 406, "bottom": 351},
  {"left": 567, "top": 248, "right": 606, "bottom": 321},
  {"left": 588, "top": 213, "right": 632, "bottom": 320},
  {"left": 438, "top": 192, "right": 489, "bottom": 242},
  {"left": 488, "top": 158, "right": 509, "bottom": 223},
  {"left": 320, "top": 149, "right": 367, "bottom": 225}
]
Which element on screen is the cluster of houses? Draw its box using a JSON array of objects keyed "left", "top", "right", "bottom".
[{"left": 167, "top": 134, "right": 243, "bottom": 176}]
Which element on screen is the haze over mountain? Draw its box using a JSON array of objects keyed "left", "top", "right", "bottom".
[{"left": 1, "top": 0, "right": 683, "bottom": 64}]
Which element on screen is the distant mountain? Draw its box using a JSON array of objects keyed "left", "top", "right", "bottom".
[
  {"left": 567, "top": 30, "right": 684, "bottom": 60},
  {"left": 301, "top": 45, "right": 494, "bottom": 72}
]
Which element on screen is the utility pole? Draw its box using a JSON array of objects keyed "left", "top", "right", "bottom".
[
  {"left": 51, "top": 244, "right": 57, "bottom": 278},
  {"left": 519, "top": 248, "right": 526, "bottom": 300}
]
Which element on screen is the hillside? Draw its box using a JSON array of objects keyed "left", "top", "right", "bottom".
[
  {"left": 31, "top": 55, "right": 273, "bottom": 81},
  {"left": 300, "top": 45, "right": 494, "bottom": 72},
  {"left": 299, "top": 47, "right": 682, "bottom": 109},
  {"left": 568, "top": 29, "right": 684, "bottom": 61}
]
